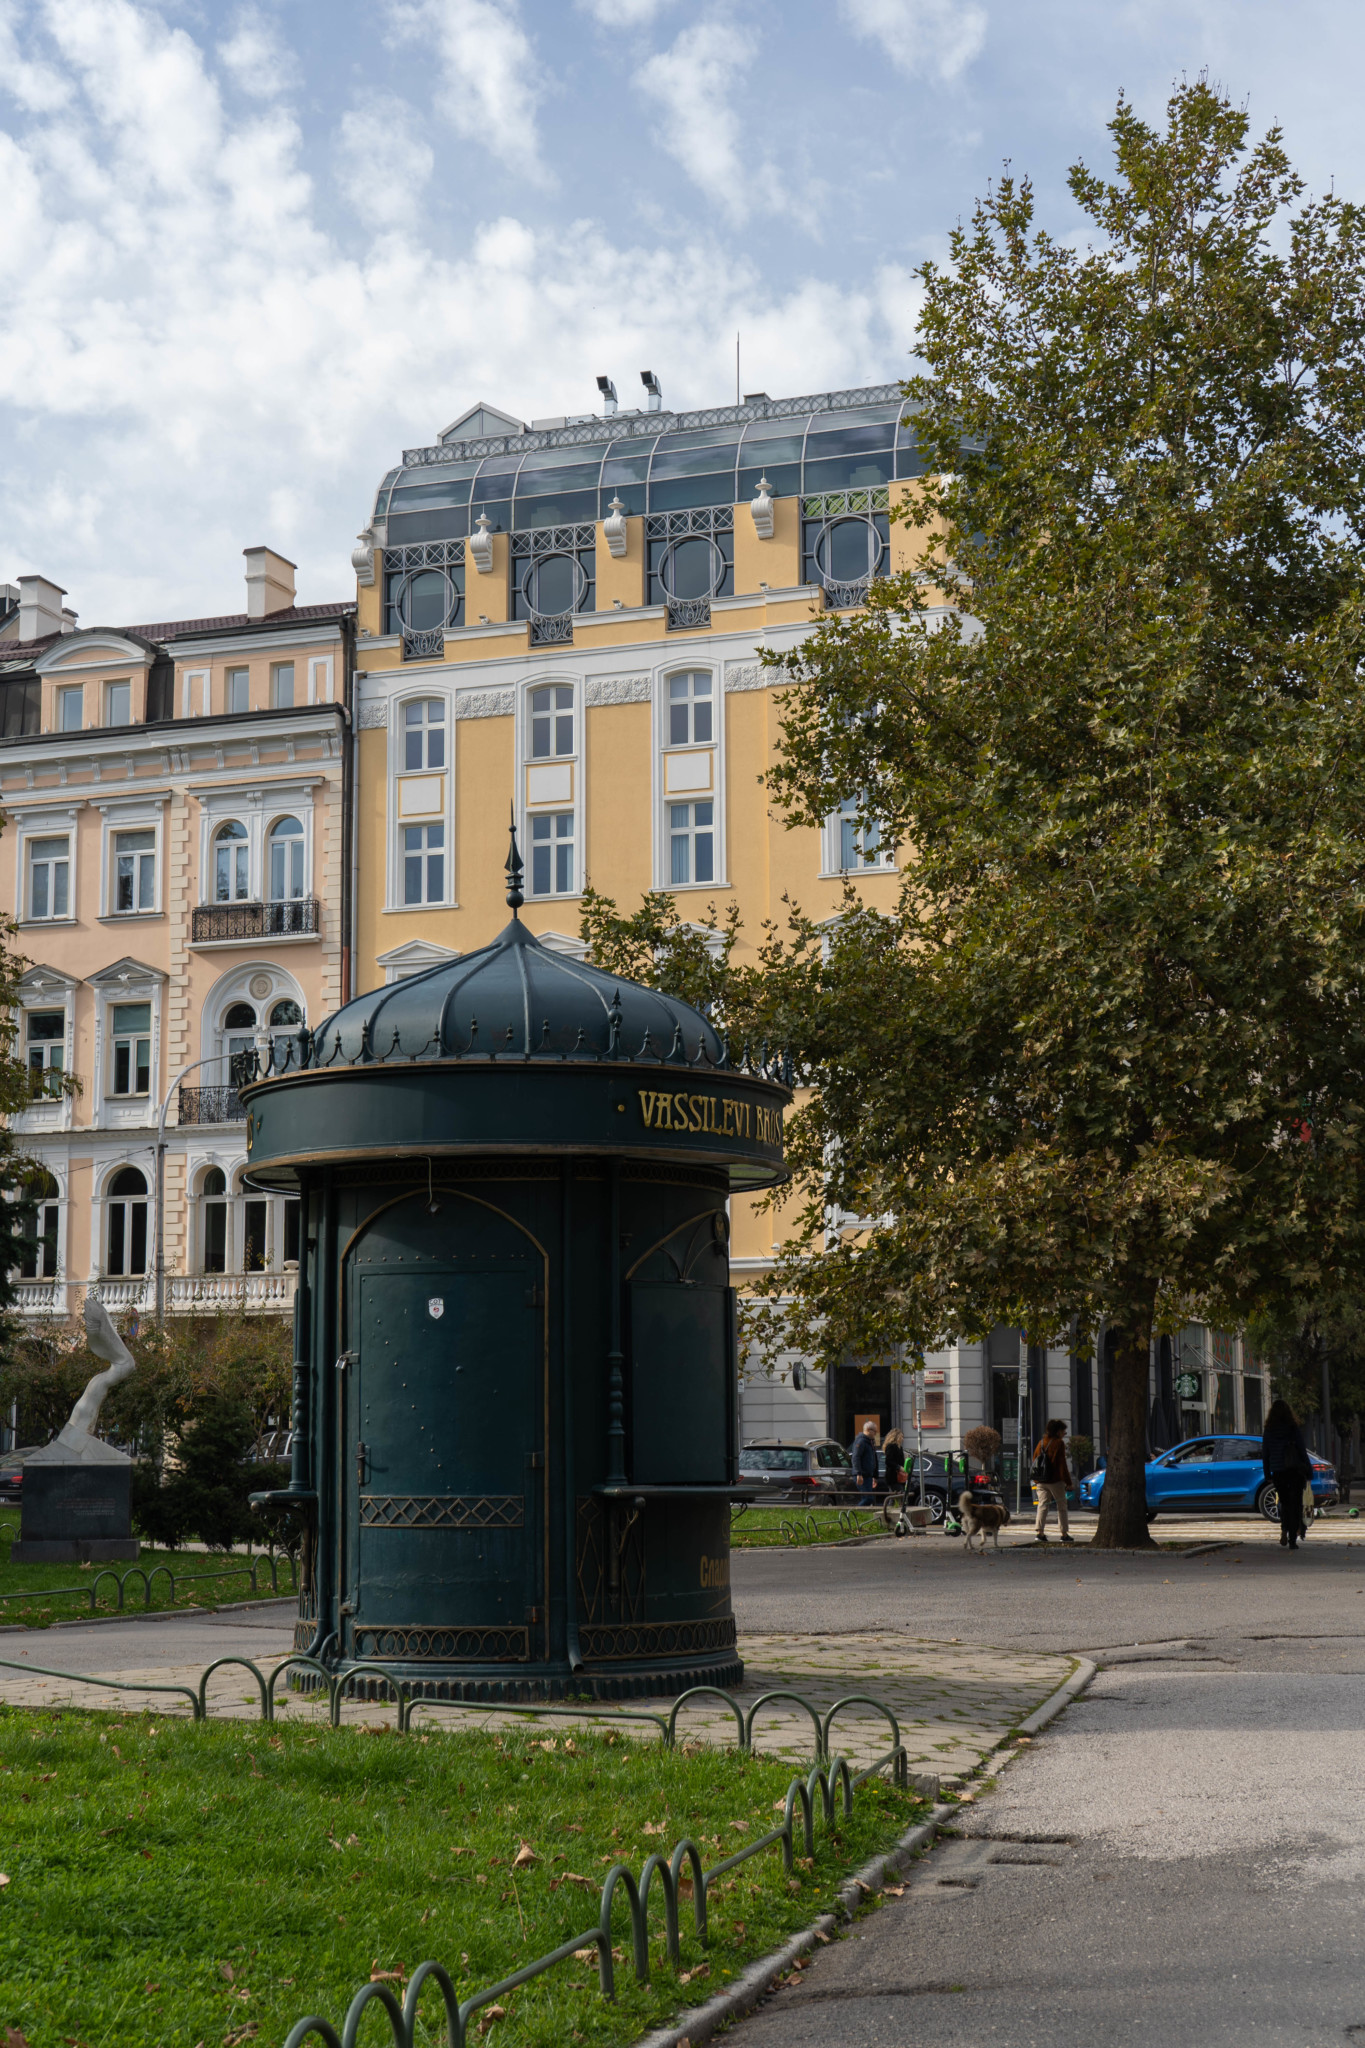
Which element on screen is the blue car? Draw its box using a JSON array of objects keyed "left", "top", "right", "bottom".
[{"left": 1078, "top": 1435, "right": 1338, "bottom": 1521}]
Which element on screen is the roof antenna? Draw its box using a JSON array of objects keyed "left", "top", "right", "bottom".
[{"left": 505, "top": 803, "right": 524, "bottom": 914}]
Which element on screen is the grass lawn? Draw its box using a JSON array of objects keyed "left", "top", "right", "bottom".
[
  {"left": 729, "top": 1505, "right": 889, "bottom": 1549},
  {"left": 0, "top": 1708, "right": 925, "bottom": 2048},
  {"left": 0, "top": 1508, "right": 295, "bottom": 1629}
]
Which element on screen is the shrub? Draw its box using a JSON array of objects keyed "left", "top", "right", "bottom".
[
  {"left": 963, "top": 1424, "right": 1002, "bottom": 1470},
  {"left": 131, "top": 1395, "right": 287, "bottom": 1550}
]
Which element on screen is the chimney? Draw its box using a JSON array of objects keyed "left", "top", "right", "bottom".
[
  {"left": 243, "top": 546, "right": 296, "bottom": 620},
  {"left": 18, "top": 575, "right": 66, "bottom": 641}
]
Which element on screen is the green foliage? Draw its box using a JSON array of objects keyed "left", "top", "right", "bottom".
[
  {"left": 0, "top": 1308, "right": 292, "bottom": 1458},
  {"left": 1067, "top": 1434, "right": 1096, "bottom": 1476},
  {"left": 131, "top": 1396, "right": 287, "bottom": 1551},
  {"left": 1247, "top": 1291, "right": 1365, "bottom": 1433},
  {"left": 0, "top": 1714, "right": 922, "bottom": 2048},
  {"left": 578, "top": 883, "right": 744, "bottom": 1021},
  {"left": 748, "top": 81, "right": 1365, "bottom": 1549}
]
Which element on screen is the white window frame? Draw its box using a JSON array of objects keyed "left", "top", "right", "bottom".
[
  {"left": 16, "top": 1165, "right": 63, "bottom": 1282},
  {"left": 88, "top": 962, "right": 165, "bottom": 1132},
  {"left": 271, "top": 661, "right": 296, "bottom": 710},
  {"left": 181, "top": 667, "right": 209, "bottom": 718},
  {"left": 515, "top": 674, "right": 583, "bottom": 905},
  {"left": 104, "top": 677, "right": 132, "bottom": 728},
  {"left": 653, "top": 663, "right": 724, "bottom": 890},
  {"left": 24, "top": 831, "right": 73, "bottom": 923},
  {"left": 308, "top": 655, "right": 333, "bottom": 704},
  {"left": 225, "top": 666, "right": 251, "bottom": 716},
  {"left": 385, "top": 688, "right": 455, "bottom": 911},
  {"left": 822, "top": 797, "right": 894, "bottom": 878},
  {"left": 197, "top": 1161, "right": 232, "bottom": 1275},
  {"left": 99, "top": 1159, "right": 151, "bottom": 1279},
  {"left": 666, "top": 797, "right": 717, "bottom": 888},
  {"left": 97, "top": 797, "right": 167, "bottom": 921},
  {"left": 527, "top": 810, "right": 576, "bottom": 900},
  {"left": 108, "top": 998, "right": 153, "bottom": 1099},
  {"left": 57, "top": 684, "right": 84, "bottom": 733},
  {"left": 11, "top": 808, "right": 81, "bottom": 927}
]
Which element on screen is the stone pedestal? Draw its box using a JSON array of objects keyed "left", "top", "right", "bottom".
[{"left": 10, "top": 1451, "right": 139, "bottom": 1564}]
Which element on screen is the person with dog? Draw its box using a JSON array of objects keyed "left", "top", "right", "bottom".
[
  {"left": 1262, "top": 1397, "right": 1312, "bottom": 1549},
  {"left": 1032, "top": 1418, "right": 1075, "bottom": 1544},
  {"left": 851, "top": 1418, "right": 880, "bottom": 1498}
]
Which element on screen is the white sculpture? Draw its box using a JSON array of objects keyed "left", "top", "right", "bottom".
[{"left": 34, "top": 1295, "right": 137, "bottom": 1467}]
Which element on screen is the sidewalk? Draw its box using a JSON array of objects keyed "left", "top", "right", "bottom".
[{"left": 0, "top": 1618, "right": 1073, "bottom": 1781}]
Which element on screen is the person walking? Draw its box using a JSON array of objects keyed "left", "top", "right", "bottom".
[
  {"left": 1032, "top": 1419, "right": 1075, "bottom": 1544},
  {"left": 1262, "top": 1397, "right": 1312, "bottom": 1549},
  {"left": 883, "top": 1428, "right": 907, "bottom": 1497},
  {"left": 851, "top": 1419, "right": 880, "bottom": 1499}
]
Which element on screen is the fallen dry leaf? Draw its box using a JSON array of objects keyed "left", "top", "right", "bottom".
[
  {"left": 678, "top": 1964, "right": 710, "bottom": 1985},
  {"left": 219, "top": 1965, "right": 234, "bottom": 1984},
  {"left": 5, "top": 2028, "right": 31, "bottom": 2048},
  {"left": 475, "top": 1874, "right": 488, "bottom": 1886},
  {"left": 729, "top": 1821, "right": 748, "bottom": 1833},
  {"left": 512, "top": 1841, "right": 536, "bottom": 1868},
  {"left": 0, "top": 1876, "right": 10, "bottom": 1889},
  {"left": 565, "top": 1823, "right": 584, "bottom": 1833},
  {"left": 562, "top": 1872, "right": 593, "bottom": 1889},
  {"left": 642, "top": 1822, "right": 665, "bottom": 1837},
  {"left": 475, "top": 2004, "right": 506, "bottom": 2036},
  {"left": 345, "top": 1834, "right": 360, "bottom": 1848},
  {"left": 369, "top": 1965, "right": 406, "bottom": 1983},
  {"left": 883, "top": 1883, "right": 906, "bottom": 1897},
  {"left": 814, "top": 1930, "right": 830, "bottom": 1945},
  {"left": 573, "top": 1948, "right": 597, "bottom": 1964}
]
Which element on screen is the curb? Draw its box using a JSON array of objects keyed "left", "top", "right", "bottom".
[
  {"left": 0, "top": 1596, "right": 295, "bottom": 1637},
  {"left": 633, "top": 1654, "right": 1097, "bottom": 2048},
  {"left": 1180, "top": 1541, "right": 1233, "bottom": 1561},
  {"left": 633, "top": 1804, "right": 956, "bottom": 2048}
]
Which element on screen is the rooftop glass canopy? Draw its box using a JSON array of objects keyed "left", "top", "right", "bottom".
[{"left": 373, "top": 384, "right": 923, "bottom": 544}]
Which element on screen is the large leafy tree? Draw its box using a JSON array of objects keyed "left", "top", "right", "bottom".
[{"left": 749, "top": 82, "right": 1365, "bottom": 1548}]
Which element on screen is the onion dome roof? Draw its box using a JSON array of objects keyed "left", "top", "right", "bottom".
[{"left": 301, "top": 825, "right": 763, "bottom": 1077}]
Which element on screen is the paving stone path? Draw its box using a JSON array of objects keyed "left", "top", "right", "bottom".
[{"left": 0, "top": 1626, "right": 1072, "bottom": 1782}]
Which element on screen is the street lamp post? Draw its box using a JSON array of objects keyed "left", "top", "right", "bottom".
[{"left": 153, "top": 1054, "right": 218, "bottom": 1327}]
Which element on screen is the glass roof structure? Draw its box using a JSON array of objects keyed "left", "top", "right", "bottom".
[{"left": 373, "top": 384, "right": 922, "bottom": 544}]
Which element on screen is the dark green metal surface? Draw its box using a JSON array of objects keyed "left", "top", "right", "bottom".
[{"left": 243, "top": 859, "right": 789, "bottom": 1701}]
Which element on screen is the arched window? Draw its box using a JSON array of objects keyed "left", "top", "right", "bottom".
[
  {"left": 202, "top": 1166, "right": 227, "bottom": 1274},
  {"left": 107, "top": 1166, "right": 148, "bottom": 1277},
  {"left": 19, "top": 1171, "right": 59, "bottom": 1279},
  {"left": 223, "top": 1001, "right": 256, "bottom": 1090},
  {"left": 269, "top": 998, "right": 304, "bottom": 1068},
  {"left": 268, "top": 816, "right": 304, "bottom": 902},
  {"left": 214, "top": 821, "right": 250, "bottom": 903}
]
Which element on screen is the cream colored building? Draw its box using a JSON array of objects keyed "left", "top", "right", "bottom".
[
  {"left": 346, "top": 378, "right": 1270, "bottom": 1468},
  {"left": 0, "top": 553, "right": 354, "bottom": 1320}
]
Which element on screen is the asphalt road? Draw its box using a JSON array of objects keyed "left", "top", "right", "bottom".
[{"left": 727, "top": 1535, "right": 1365, "bottom": 2048}]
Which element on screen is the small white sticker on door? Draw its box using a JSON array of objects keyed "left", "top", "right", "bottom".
[{"left": 428, "top": 1297, "right": 445, "bottom": 1319}]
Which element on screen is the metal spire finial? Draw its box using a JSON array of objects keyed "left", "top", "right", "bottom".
[{"left": 505, "top": 804, "right": 524, "bottom": 913}]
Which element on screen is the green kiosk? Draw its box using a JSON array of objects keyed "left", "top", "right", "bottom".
[{"left": 243, "top": 831, "right": 789, "bottom": 1700}]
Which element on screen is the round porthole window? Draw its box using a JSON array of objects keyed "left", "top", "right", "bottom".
[
  {"left": 661, "top": 535, "right": 726, "bottom": 601},
  {"left": 522, "top": 553, "right": 585, "bottom": 618},
  {"left": 400, "top": 569, "right": 454, "bottom": 632},
  {"left": 815, "top": 517, "right": 883, "bottom": 586}
]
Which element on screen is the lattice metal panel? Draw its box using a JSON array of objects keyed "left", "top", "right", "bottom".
[
  {"left": 359, "top": 1494, "right": 524, "bottom": 1529},
  {"left": 353, "top": 1625, "right": 530, "bottom": 1660},
  {"left": 529, "top": 615, "right": 573, "bottom": 646},
  {"left": 579, "top": 1617, "right": 738, "bottom": 1661},
  {"left": 823, "top": 579, "right": 872, "bottom": 611},
  {"left": 382, "top": 539, "right": 466, "bottom": 572},
  {"left": 510, "top": 526, "right": 596, "bottom": 558},
  {"left": 645, "top": 508, "right": 734, "bottom": 540},
  {"left": 803, "top": 487, "right": 891, "bottom": 518}
]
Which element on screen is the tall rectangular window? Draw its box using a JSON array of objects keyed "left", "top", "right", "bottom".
[
  {"left": 243, "top": 1198, "right": 268, "bottom": 1273},
  {"left": 403, "top": 823, "right": 445, "bottom": 904},
  {"left": 531, "top": 812, "right": 574, "bottom": 895},
  {"left": 530, "top": 686, "right": 574, "bottom": 758},
  {"left": 271, "top": 662, "right": 295, "bottom": 709},
  {"left": 19, "top": 1190, "right": 59, "bottom": 1279},
  {"left": 105, "top": 679, "right": 131, "bottom": 727},
  {"left": 226, "top": 667, "right": 250, "bottom": 715},
  {"left": 669, "top": 801, "right": 714, "bottom": 885},
  {"left": 110, "top": 1002, "right": 151, "bottom": 1096},
  {"left": 58, "top": 686, "right": 83, "bottom": 732},
  {"left": 25, "top": 1011, "right": 65, "bottom": 1096},
  {"left": 668, "top": 671, "right": 713, "bottom": 746},
  {"left": 404, "top": 699, "right": 446, "bottom": 770},
  {"left": 838, "top": 796, "right": 882, "bottom": 870},
  {"left": 113, "top": 829, "right": 156, "bottom": 913},
  {"left": 27, "top": 836, "right": 70, "bottom": 920}
]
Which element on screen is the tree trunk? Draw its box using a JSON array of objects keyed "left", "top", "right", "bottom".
[{"left": 1093, "top": 1323, "right": 1157, "bottom": 1549}]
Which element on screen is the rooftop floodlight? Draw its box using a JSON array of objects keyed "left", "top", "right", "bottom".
[
  {"left": 640, "top": 369, "right": 662, "bottom": 412},
  {"left": 596, "top": 374, "right": 618, "bottom": 416}
]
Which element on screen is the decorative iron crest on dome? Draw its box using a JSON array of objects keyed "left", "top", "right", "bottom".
[{"left": 239, "top": 823, "right": 793, "bottom": 1089}]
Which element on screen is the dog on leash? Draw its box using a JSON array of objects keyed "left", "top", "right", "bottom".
[{"left": 960, "top": 1498, "right": 1011, "bottom": 1553}]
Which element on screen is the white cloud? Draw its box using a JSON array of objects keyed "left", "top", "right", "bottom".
[
  {"left": 336, "top": 95, "right": 435, "bottom": 230},
  {"left": 386, "top": 0, "right": 549, "bottom": 187},
  {"left": 838, "top": 0, "right": 986, "bottom": 81},
  {"left": 0, "top": 0, "right": 71, "bottom": 111},
  {"left": 0, "top": 0, "right": 911, "bottom": 624},
  {"left": 216, "top": 4, "right": 298, "bottom": 100},
  {"left": 635, "top": 16, "right": 789, "bottom": 225},
  {"left": 578, "top": 0, "right": 676, "bottom": 23}
]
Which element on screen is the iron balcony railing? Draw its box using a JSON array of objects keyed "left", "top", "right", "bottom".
[
  {"left": 178, "top": 1083, "right": 244, "bottom": 1125},
  {"left": 402, "top": 627, "right": 445, "bottom": 660},
  {"left": 823, "top": 577, "right": 872, "bottom": 610},
  {"left": 191, "top": 897, "right": 320, "bottom": 943},
  {"left": 528, "top": 613, "right": 574, "bottom": 647},
  {"left": 666, "top": 596, "right": 711, "bottom": 630}
]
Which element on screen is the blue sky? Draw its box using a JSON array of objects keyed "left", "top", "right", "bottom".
[{"left": 0, "top": 0, "right": 1360, "bottom": 620}]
